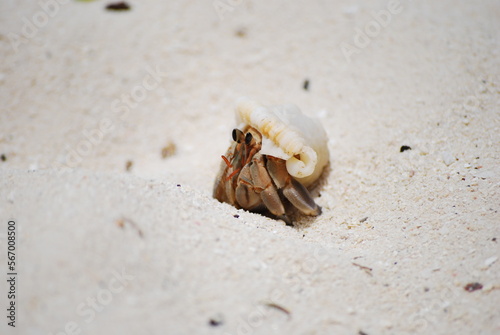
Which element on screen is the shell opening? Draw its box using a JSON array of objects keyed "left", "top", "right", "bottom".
[{"left": 285, "top": 146, "right": 317, "bottom": 178}]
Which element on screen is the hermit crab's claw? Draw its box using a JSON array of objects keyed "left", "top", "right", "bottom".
[
  {"left": 266, "top": 156, "right": 321, "bottom": 216},
  {"left": 235, "top": 162, "right": 262, "bottom": 211},
  {"left": 283, "top": 178, "right": 322, "bottom": 216},
  {"left": 249, "top": 154, "right": 292, "bottom": 224},
  {"left": 236, "top": 154, "right": 292, "bottom": 225}
]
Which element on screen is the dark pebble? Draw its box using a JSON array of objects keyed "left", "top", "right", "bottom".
[
  {"left": 400, "top": 145, "right": 412, "bottom": 152},
  {"left": 303, "top": 79, "right": 310, "bottom": 91},
  {"left": 464, "top": 282, "right": 483, "bottom": 292},
  {"left": 106, "top": 2, "right": 131, "bottom": 11},
  {"left": 208, "top": 314, "right": 224, "bottom": 327}
]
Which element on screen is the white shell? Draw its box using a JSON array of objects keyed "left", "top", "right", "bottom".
[{"left": 236, "top": 97, "right": 329, "bottom": 187}]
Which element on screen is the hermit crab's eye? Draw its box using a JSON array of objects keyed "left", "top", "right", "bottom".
[
  {"left": 245, "top": 132, "right": 253, "bottom": 145},
  {"left": 232, "top": 129, "right": 244, "bottom": 143}
]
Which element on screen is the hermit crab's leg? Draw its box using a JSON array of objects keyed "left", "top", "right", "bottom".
[
  {"left": 246, "top": 154, "right": 291, "bottom": 225},
  {"left": 235, "top": 164, "right": 264, "bottom": 211},
  {"left": 213, "top": 129, "right": 247, "bottom": 206},
  {"left": 213, "top": 147, "right": 234, "bottom": 204},
  {"left": 266, "top": 156, "right": 321, "bottom": 216}
]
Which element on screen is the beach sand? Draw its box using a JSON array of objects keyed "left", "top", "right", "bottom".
[{"left": 0, "top": 0, "right": 499, "bottom": 334}]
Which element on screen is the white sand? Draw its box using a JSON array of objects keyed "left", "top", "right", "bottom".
[{"left": 1, "top": 0, "right": 499, "bottom": 334}]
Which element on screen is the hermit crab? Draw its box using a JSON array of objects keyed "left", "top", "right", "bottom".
[{"left": 213, "top": 98, "right": 329, "bottom": 224}]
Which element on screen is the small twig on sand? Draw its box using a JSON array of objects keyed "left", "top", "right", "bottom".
[{"left": 352, "top": 262, "right": 373, "bottom": 276}]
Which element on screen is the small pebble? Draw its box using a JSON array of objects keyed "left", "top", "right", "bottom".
[
  {"left": 303, "top": 79, "right": 310, "bottom": 91},
  {"left": 0, "top": 154, "right": 6, "bottom": 162},
  {"left": 464, "top": 282, "right": 483, "bottom": 292},
  {"left": 125, "top": 160, "right": 133, "bottom": 171},
  {"left": 161, "top": 142, "right": 177, "bottom": 159},
  {"left": 208, "top": 313, "right": 224, "bottom": 327},
  {"left": 442, "top": 151, "right": 455, "bottom": 166}
]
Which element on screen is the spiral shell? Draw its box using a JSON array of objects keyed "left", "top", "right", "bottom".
[{"left": 235, "top": 98, "right": 329, "bottom": 187}]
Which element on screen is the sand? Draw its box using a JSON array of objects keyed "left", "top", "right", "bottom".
[{"left": 0, "top": 0, "right": 499, "bottom": 334}]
